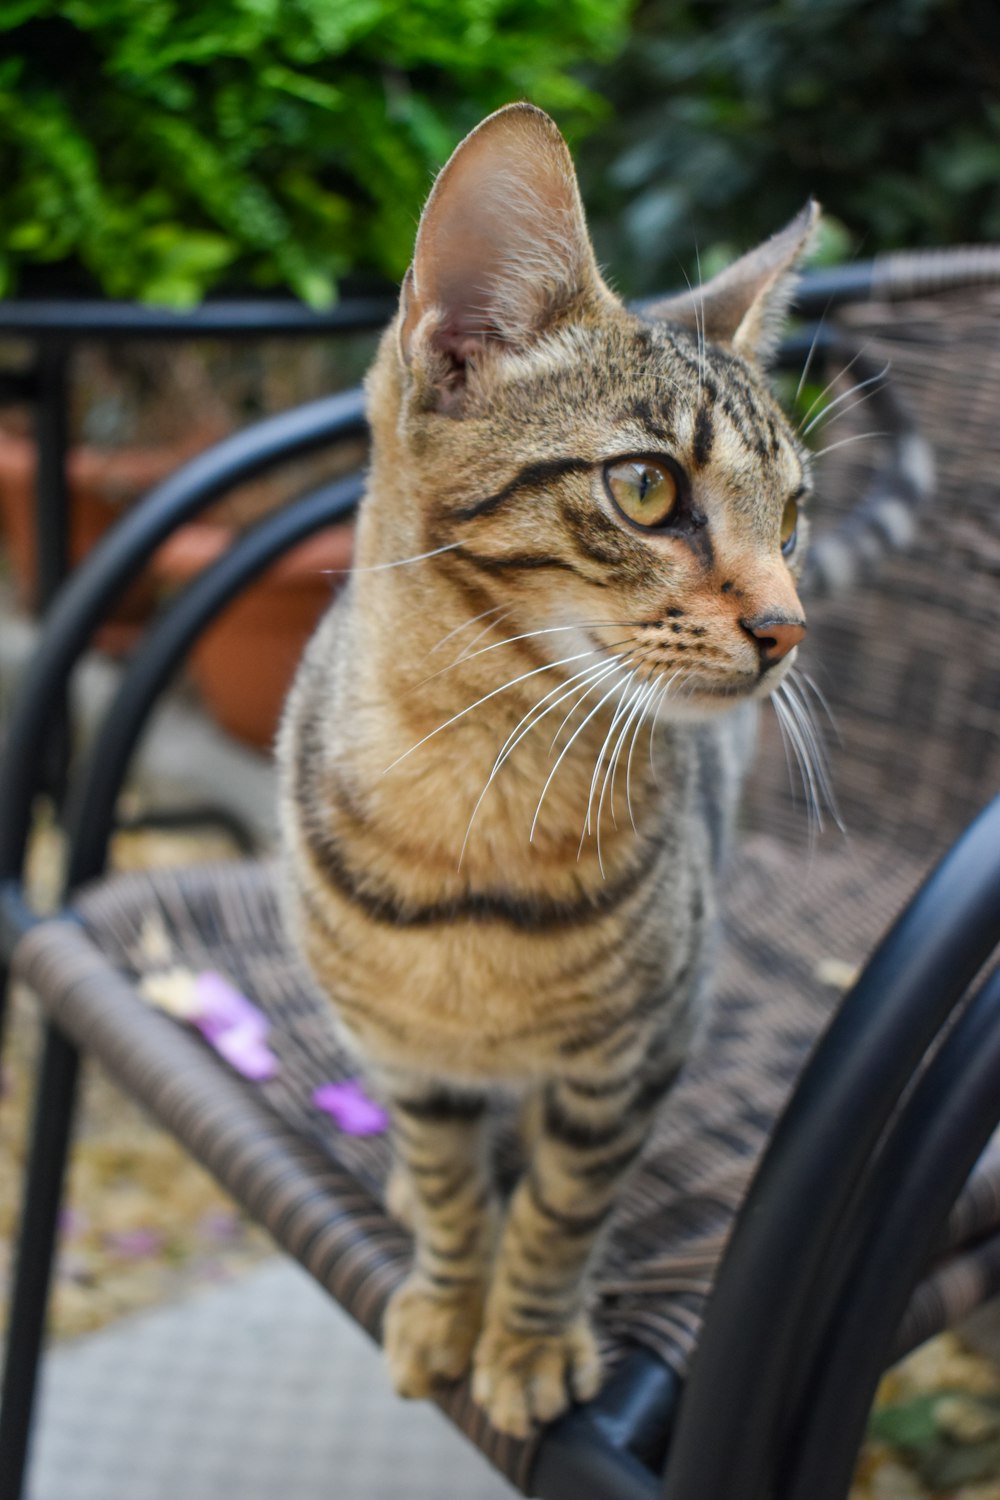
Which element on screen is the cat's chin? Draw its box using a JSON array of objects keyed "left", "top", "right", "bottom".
[
  {"left": 655, "top": 687, "right": 755, "bottom": 725},
  {"left": 656, "top": 668, "right": 792, "bottom": 723}
]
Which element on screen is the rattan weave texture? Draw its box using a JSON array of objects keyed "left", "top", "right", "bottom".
[{"left": 748, "top": 286, "right": 1000, "bottom": 850}]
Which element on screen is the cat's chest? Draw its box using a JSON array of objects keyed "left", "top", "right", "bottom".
[
  {"left": 295, "top": 789, "right": 713, "bottom": 1079},
  {"left": 321, "top": 889, "right": 706, "bottom": 1079}
]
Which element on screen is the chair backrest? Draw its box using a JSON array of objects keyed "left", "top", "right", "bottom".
[{"left": 745, "top": 279, "right": 1000, "bottom": 860}]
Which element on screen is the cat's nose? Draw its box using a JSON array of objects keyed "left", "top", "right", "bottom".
[{"left": 741, "top": 615, "right": 806, "bottom": 671}]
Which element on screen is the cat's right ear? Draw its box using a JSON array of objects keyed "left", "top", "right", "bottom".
[
  {"left": 646, "top": 202, "right": 819, "bottom": 364},
  {"left": 398, "top": 103, "right": 608, "bottom": 408}
]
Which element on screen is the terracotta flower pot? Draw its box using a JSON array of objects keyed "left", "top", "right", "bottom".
[
  {"left": 153, "top": 520, "right": 354, "bottom": 751},
  {"left": 0, "top": 430, "right": 193, "bottom": 654}
]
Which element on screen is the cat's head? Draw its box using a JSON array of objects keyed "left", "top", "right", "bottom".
[{"left": 366, "top": 103, "right": 817, "bottom": 719}]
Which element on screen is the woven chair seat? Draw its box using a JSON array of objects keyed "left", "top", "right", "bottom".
[{"left": 13, "top": 830, "right": 1000, "bottom": 1489}]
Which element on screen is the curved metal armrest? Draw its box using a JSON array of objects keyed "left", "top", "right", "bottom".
[
  {"left": 792, "top": 245, "right": 1000, "bottom": 316},
  {"left": 662, "top": 790, "right": 1000, "bottom": 1500},
  {"left": 0, "top": 389, "right": 367, "bottom": 881},
  {"left": 785, "top": 957, "right": 1000, "bottom": 1500},
  {"left": 61, "top": 471, "right": 364, "bottom": 892}
]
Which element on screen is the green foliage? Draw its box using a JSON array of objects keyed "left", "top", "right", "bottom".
[
  {"left": 0, "top": 0, "right": 629, "bottom": 306},
  {"left": 581, "top": 0, "right": 1000, "bottom": 296},
  {"left": 869, "top": 1391, "right": 1000, "bottom": 1490}
]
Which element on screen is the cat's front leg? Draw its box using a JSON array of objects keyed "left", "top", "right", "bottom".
[
  {"left": 382, "top": 1080, "right": 499, "bottom": 1398},
  {"left": 473, "top": 1064, "right": 679, "bottom": 1437}
]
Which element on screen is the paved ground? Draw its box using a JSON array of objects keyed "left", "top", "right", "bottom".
[{"left": 26, "top": 1260, "right": 515, "bottom": 1500}]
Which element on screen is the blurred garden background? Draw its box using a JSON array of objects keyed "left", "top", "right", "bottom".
[
  {"left": 1, "top": 0, "right": 997, "bottom": 504},
  {"left": 2, "top": 3, "right": 1000, "bottom": 1496},
  {"left": 3, "top": 0, "right": 999, "bottom": 308}
]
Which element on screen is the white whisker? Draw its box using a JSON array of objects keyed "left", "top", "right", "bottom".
[
  {"left": 382, "top": 648, "right": 601, "bottom": 773},
  {"left": 680, "top": 259, "right": 706, "bottom": 398},
  {"left": 773, "top": 689, "right": 819, "bottom": 846},
  {"left": 455, "top": 608, "right": 514, "bottom": 662},
  {"left": 586, "top": 675, "right": 636, "bottom": 837},
  {"left": 625, "top": 675, "right": 663, "bottom": 829},
  {"left": 407, "top": 618, "right": 642, "bottom": 698},
  {"left": 797, "top": 343, "right": 872, "bottom": 433},
  {"left": 695, "top": 246, "right": 706, "bottom": 395},
  {"left": 802, "top": 385, "right": 880, "bottom": 442},
  {"left": 794, "top": 316, "right": 830, "bottom": 406},
  {"left": 775, "top": 683, "right": 826, "bottom": 844},
  {"left": 781, "top": 676, "right": 845, "bottom": 833},
  {"left": 589, "top": 676, "right": 636, "bottom": 877},
  {"left": 800, "top": 363, "right": 889, "bottom": 438},
  {"left": 811, "top": 431, "right": 890, "bottom": 460},
  {"left": 550, "top": 642, "right": 648, "bottom": 749},
  {"left": 648, "top": 670, "right": 682, "bottom": 770},
  {"left": 770, "top": 689, "right": 800, "bottom": 810},
  {"left": 530, "top": 670, "right": 631, "bottom": 843},
  {"left": 492, "top": 658, "right": 625, "bottom": 780},
  {"left": 456, "top": 658, "right": 621, "bottom": 870},
  {"left": 599, "top": 678, "right": 655, "bottom": 847},
  {"left": 321, "top": 540, "right": 460, "bottom": 575},
  {"left": 429, "top": 602, "right": 507, "bottom": 656},
  {"left": 793, "top": 667, "right": 843, "bottom": 746}
]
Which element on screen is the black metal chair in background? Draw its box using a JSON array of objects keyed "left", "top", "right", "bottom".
[
  {"left": 0, "top": 294, "right": 393, "bottom": 837},
  {"left": 1, "top": 250, "right": 1000, "bottom": 1500}
]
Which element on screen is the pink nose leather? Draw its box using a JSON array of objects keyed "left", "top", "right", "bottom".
[{"left": 741, "top": 616, "right": 806, "bottom": 670}]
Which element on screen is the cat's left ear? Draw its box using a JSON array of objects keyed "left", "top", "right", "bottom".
[
  {"left": 398, "top": 103, "right": 610, "bottom": 394},
  {"left": 648, "top": 201, "right": 820, "bottom": 364}
]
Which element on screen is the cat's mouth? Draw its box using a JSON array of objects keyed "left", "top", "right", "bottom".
[
  {"left": 691, "top": 680, "right": 756, "bottom": 700},
  {"left": 693, "top": 660, "right": 796, "bottom": 698}
]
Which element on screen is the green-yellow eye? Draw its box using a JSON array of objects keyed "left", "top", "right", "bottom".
[
  {"left": 781, "top": 496, "right": 799, "bottom": 555},
  {"left": 604, "top": 460, "right": 679, "bottom": 529}
]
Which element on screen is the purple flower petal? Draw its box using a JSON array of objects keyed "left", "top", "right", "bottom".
[
  {"left": 198, "top": 1209, "right": 241, "bottom": 1244},
  {"left": 186, "top": 974, "right": 278, "bottom": 1079},
  {"left": 105, "top": 1227, "right": 165, "bottom": 1259},
  {"left": 192, "top": 972, "right": 270, "bottom": 1041},
  {"left": 58, "top": 1207, "right": 88, "bottom": 1238},
  {"left": 211, "top": 1022, "right": 279, "bottom": 1080},
  {"left": 313, "top": 1079, "right": 389, "bottom": 1135}
]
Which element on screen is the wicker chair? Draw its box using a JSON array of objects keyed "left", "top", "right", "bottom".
[{"left": 2, "top": 250, "right": 1000, "bottom": 1500}]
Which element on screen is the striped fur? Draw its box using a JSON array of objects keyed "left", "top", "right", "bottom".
[{"left": 278, "top": 104, "right": 815, "bottom": 1436}]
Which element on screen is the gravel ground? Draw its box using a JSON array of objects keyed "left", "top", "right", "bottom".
[
  {"left": 3, "top": 820, "right": 999, "bottom": 1496},
  {"left": 1, "top": 819, "right": 272, "bottom": 1342}
]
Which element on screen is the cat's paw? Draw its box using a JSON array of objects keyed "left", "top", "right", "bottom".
[
  {"left": 383, "top": 1273, "right": 484, "bottom": 1398},
  {"left": 471, "top": 1316, "right": 602, "bottom": 1437}
]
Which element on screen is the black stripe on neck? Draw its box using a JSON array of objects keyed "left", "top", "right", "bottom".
[{"left": 303, "top": 820, "right": 663, "bottom": 931}]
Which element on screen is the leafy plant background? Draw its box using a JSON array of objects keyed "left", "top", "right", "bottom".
[
  {"left": 0, "top": 0, "right": 627, "bottom": 307},
  {"left": 580, "top": 0, "right": 1000, "bottom": 295},
  {"left": 2, "top": 0, "right": 997, "bottom": 308}
]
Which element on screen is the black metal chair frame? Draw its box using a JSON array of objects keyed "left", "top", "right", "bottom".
[{"left": 1, "top": 268, "right": 999, "bottom": 1500}]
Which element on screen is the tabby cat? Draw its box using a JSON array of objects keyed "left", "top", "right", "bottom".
[{"left": 278, "top": 102, "right": 814, "bottom": 1437}]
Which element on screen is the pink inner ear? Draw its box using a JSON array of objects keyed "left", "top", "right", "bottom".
[
  {"left": 401, "top": 104, "right": 604, "bottom": 368},
  {"left": 437, "top": 327, "right": 491, "bottom": 363}
]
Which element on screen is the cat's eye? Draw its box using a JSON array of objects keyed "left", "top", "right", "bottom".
[
  {"left": 780, "top": 497, "right": 799, "bottom": 555},
  {"left": 604, "top": 460, "right": 679, "bottom": 529}
]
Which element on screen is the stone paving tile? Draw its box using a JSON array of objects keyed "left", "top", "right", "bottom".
[{"left": 26, "top": 1259, "right": 516, "bottom": 1500}]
